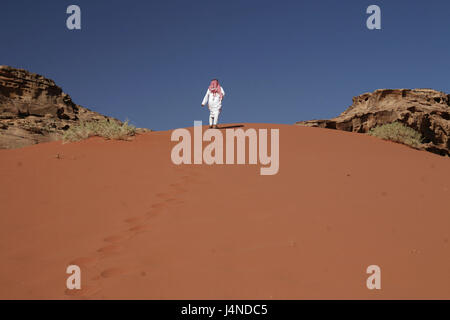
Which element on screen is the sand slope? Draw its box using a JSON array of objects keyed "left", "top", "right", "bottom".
[{"left": 0, "top": 124, "right": 449, "bottom": 299}]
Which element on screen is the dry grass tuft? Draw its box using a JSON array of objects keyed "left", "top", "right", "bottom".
[
  {"left": 368, "top": 122, "right": 423, "bottom": 148},
  {"left": 63, "top": 119, "right": 137, "bottom": 143}
]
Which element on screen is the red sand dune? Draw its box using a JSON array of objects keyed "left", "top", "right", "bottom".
[{"left": 0, "top": 124, "right": 449, "bottom": 299}]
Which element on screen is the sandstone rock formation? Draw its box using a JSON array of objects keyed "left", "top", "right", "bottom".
[
  {"left": 0, "top": 65, "right": 120, "bottom": 149},
  {"left": 296, "top": 89, "right": 450, "bottom": 156}
]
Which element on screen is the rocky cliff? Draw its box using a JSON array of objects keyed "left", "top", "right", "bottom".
[
  {"left": 296, "top": 89, "right": 450, "bottom": 156},
  {"left": 0, "top": 66, "right": 119, "bottom": 149}
]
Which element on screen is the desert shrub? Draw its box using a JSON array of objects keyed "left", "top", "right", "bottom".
[
  {"left": 63, "top": 119, "right": 136, "bottom": 143},
  {"left": 367, "top": 122, "right": 423, "bottom": 148}
]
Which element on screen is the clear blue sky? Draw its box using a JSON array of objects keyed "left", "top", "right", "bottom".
[{"left": 1, "top": 0, "right": 449, "bottom": 130}]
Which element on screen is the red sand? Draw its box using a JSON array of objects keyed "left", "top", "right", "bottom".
[{"left": 0, "top": 124, "right": 449, "bottom": 299}]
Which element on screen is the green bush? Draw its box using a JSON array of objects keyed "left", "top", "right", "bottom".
[
  {"left": 367, "top": 122, "right": 423, "bottom": 148},
  {"left": 63, "top": 119, "right": 136, "bottom": 143}
]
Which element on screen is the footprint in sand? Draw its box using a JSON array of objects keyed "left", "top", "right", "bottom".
[
  {"left": 100, "top": 267, "right": 128, "bottom": 278},
  {"left": 97, "top": 244, "right": 122, "bottom": 255},
  {"left": 69, "top": 256, "right": 98, "bottom": 267},
  {"left": 124, "top": 216, "right": 145, "bottom": 224},
  {"left": 65, "top": 284, "right": 102, "bottom": 298},
  {"left": 156, "top": 193, "right": 173, "bottom": 199},
  {"left": 129, "top": 224, "right": 150, "bottom": 233},
  {"left": 67, "top": 175, "right": 196, "bottom": 297}
]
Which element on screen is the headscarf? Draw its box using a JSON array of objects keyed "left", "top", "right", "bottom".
[{"left": 208, "top": 79, "right": 223, "bottom": 100}]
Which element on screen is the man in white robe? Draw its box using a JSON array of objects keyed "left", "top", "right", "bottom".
[{"left": 201, "top": 79, "right": 225, "bottom": 129}]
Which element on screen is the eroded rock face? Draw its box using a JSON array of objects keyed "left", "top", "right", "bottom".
[
  {"left": 296, "top": 89, "right": 450, "bottom": 156},
  {"left": 0, "top": 65, "right": 119, "bottom": 149}
]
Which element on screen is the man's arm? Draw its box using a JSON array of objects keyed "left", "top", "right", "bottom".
[{"left": 201, "top": 89, "right": 209, "bottom": 106}]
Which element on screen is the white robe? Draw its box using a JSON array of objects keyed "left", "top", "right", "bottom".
[{"left": 202, "top": 87, "right": 225, "bottom": 111}]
